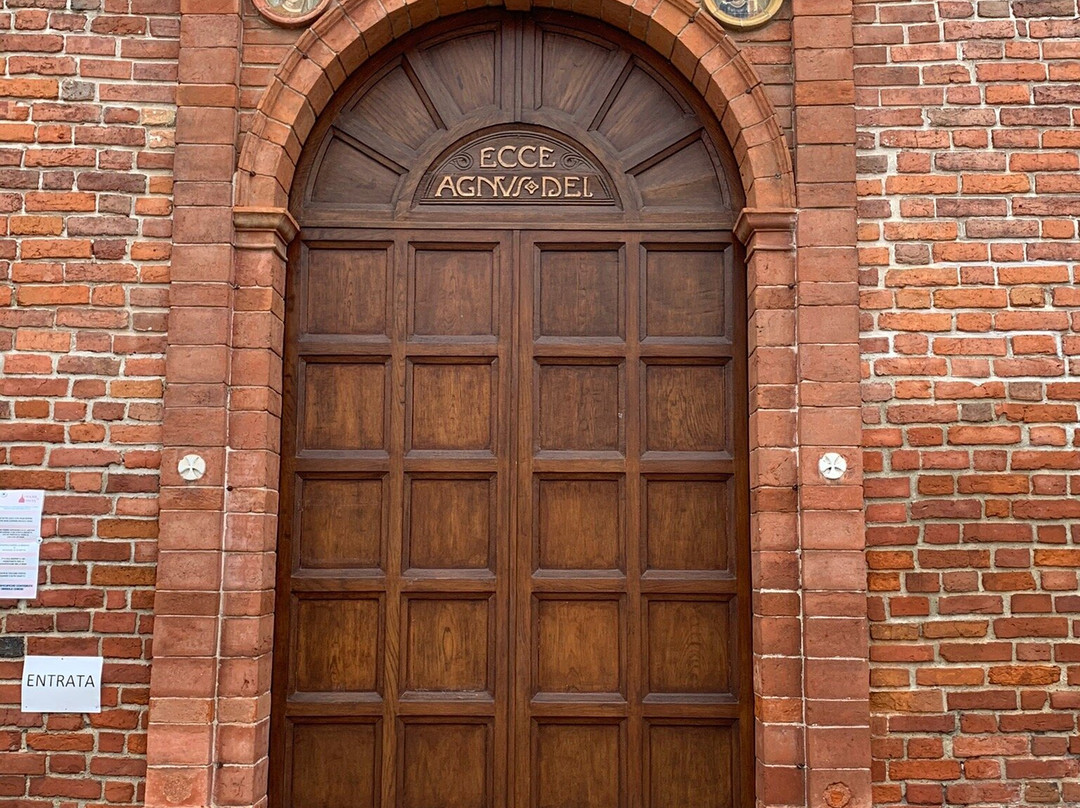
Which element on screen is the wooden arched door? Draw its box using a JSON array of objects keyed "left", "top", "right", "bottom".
[{"left": 272, "top": 11, "right": 751, "bottom": 808}]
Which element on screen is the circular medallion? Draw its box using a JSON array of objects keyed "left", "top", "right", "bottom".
[
  {"left": 254, "top": 0, "right": 331, "bottom": 27},
  {"left": 702, "top": 0, "right": 784, "bottom": 29}
]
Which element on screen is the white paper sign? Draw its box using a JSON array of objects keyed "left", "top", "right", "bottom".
[
  {"left": 0, "top": 489, "right": 45, "bottom": 540},
  {"left": 22, "top": 656, "right": 103, "bottom": 714},
  {"left": 0, "top": 539, "right": 41, "bottom": 599},
  {"left": 0, "top": 490, "right": 44, "bottom": 599}
]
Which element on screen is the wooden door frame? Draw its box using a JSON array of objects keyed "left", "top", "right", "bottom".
[{"left": 148, "top": 4, "right": 868, "bottom": 808}]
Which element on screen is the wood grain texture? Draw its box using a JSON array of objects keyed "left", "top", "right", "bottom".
[
  {"left": 406, "top": 476, "right": 493, "bottom": 570},
  {"left": 293, "top": 11, "right": 738, "bottom": 227},
  {"left": 536, "top": 478, "right": 622, "bottom": 571},
  {"left": 405, "top": 597, "right": 492, "bottom": 694},
  {"left": 291, "top": 723, "right": 379, "bottom": 808},
  {"left": 298, "top": 477, "right": 385, "bottom": 569},
  {"left": 400, "top": 722, "right": 491, "bottom": 808}
]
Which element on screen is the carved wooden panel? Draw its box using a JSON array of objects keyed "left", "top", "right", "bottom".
[
  {"left": 405, "top": 475, "right": 494, "bottom": 570},
  {"left": 305, "top": 246, "right": 390, "bottom": 336},
  {"left": 533, "top": 722, "right": 623, "bottom": 808},
  {"left": 644, "top": 248, "right": 727, "bottom": 338},
  {"left": 536, "top": 248, "right": 622, "bottom": 338},
  {"left": 292, "top": 597, "right": 381, "bottom": 694},
  {"left": 536, "top": 362, "right": 623, "bottom": 453},
  {"left": 535, "top": 597, "right": 625, "bottom": 696},
  {"left": 296, "top": 12, "right": 738, "bottom": 225},
  {"left": 644, "top": 363, "right": 728, "bottom": 453},
  {"left": 290, "top": 723, "right": 379, "bottom": 808},
  {"left": 297, "top": 476, "right": 385, "bottom": 570},
  {"left": 644, "top": 478, "right": 730, "bottom": 571},
  {"left": 400, "top": 721, "right": 492, "bottom": 808},
  {"left": 408, "top": 359, "right": 496, "bottom": 452},
  {"left": 404, "top": 597, "right": 492, "bottom": 694},
  {"left": 300, "top": 361, "right": 387, "bottom": 451},
  {"left": 646, "top": 598, "right": 732, "bottom": 695},
  {"left": 647, "top": 724, "right": 734, "bottom": 808},
  {"left": 535, "top": 477, "right": 623, "bottom": 571},
  {"left": 411, "top": 247, "right": 496, "bottom": 337}
]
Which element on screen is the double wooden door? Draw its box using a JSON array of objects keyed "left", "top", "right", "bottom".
[{"left": 274, "top": 225, "right": 749, "bottom": 808}]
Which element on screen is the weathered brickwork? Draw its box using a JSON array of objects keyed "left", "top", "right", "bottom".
[
  {"left": 0, "top": 1, "right": 176, "bottom": 805},
  {"left": 855, "top": 0, "right": 1080, "bottom": 804},
  {"left": 0, "top": 1, "right": 1076, "bottom": 807}
]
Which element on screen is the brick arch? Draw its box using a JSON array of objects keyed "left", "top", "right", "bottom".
[
  {"left": 220, "top": 2, "right": 807, "bottom": 806},
  {"left": 148, "top": 5, "right": 836, "bottom": 808},
  {"left": 234, "top": 0, "right": 794, "bottom": 212}
]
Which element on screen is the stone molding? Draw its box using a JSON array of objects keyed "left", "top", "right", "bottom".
[
  {"left": 233, "top": 207, "right": 299, "bottom": 258},
  {"left": 735, "top": 207, "right": 798, "bottom": 253}
]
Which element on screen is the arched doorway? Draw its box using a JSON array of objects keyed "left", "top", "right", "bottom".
[{"left": 271, "top": 10, "right": 750, "bottom": 807}]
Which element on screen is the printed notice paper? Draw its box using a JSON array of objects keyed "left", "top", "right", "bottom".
[
  {"left": 0, "top": 540, "right": 41, "bottom": 599},
  {"left": 22, "top": 656, "right": 104, "bottom": 714},
  {"left": 0, "top": 490, "right": 44, "bottom": 599},
  {"left": 0, "top": 489, "right": 44, "bottom": 540}
]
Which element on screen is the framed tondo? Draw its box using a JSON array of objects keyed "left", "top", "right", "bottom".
[
  {"left": 253, "top": 0, "right": 331, "bottom": 27},
  {"left": 702, "top": 0, "right": 785, "bottom": 29}
]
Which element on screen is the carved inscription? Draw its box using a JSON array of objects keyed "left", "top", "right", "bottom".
[{"left": 418, "top": 130, "right": 617, "bottom": 205}]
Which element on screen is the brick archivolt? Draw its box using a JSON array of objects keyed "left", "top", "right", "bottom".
[
  {"left": 150, "top": 4, "right": 858, "bottom": 808},
  {"left": 234, "top": 0, "right": 795, "bottom": 213}
]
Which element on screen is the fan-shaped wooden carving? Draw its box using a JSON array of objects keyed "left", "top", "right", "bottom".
[{"left": 296, "top": 11, "right": 739, "bottom": 226}]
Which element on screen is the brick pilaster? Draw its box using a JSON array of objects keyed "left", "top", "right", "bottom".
[
  {"left": 146, "top": 4, "right": 243, "bottom": 808},
  {"left": 791, "top": 0, "right": 871, "bottom": 805}
]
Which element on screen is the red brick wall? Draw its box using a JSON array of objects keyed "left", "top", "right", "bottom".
[
  {"left": 0, "top": 1, "right": 176, "bottom": 804},
  {"left": 2, "top": 1, "right": 1079, "bottom": 807},
  {"left": 732, "top": 8, "right": 794, "bottom": 148},
  {"left": 855, "top": 0, "right": 1080, "bottom": 804}
]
